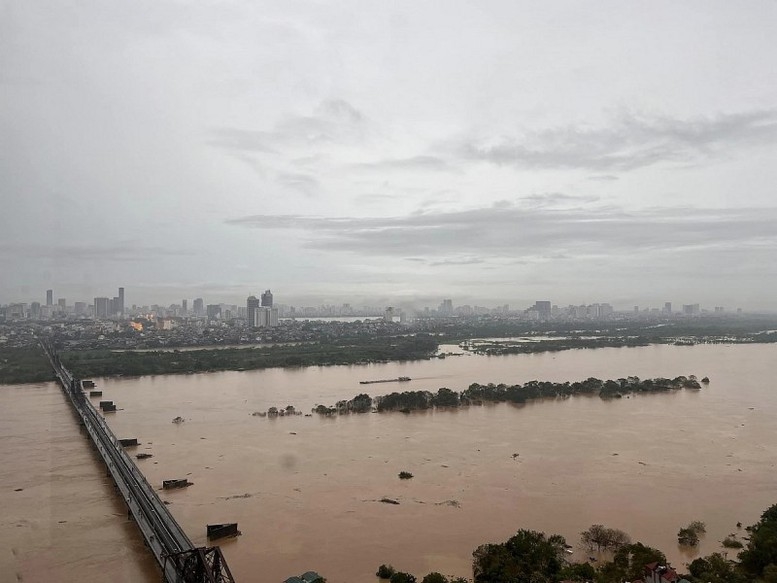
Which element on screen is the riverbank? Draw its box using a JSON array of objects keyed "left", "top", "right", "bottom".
[{"left": 58, "top": 334, "right": 439, "bottom": 380}]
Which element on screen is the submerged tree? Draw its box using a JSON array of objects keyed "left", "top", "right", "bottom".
[{"left": 580, "top": 524, "right": 631, "bottom": 552}]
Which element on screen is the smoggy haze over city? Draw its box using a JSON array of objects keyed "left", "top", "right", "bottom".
[{"left": 2, "top": 2, "right": 777, "bottom": 309}]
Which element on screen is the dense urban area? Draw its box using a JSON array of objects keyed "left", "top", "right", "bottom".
[{"left": 1, "top": 287, "right": 777, "bottom": 384}]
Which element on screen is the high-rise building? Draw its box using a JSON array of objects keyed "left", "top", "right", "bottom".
[
  {"left": 247, "top": 295, "right": 260, "bottom": 327},
  {"left": 94, "top": 297, "right": 110, "bottom": 319},
  {"left": 664, "top": 302, "right": 672, "bottom": 314},
  {"left": 182, "top": 299, "right": 188, "bottom": 315},
  {"left": 534, "top": 301, "right": 552, "bottom": 319},
  {"left": 439, "top": 299, "right": 453, "bottom": 314},
  {"left": 30, "top": 302, "right": 41, "bottom": 320},
  {"left": 251, "top": 306, "right": 279, "bottom": 328},
  {"left": 46, "top": 290, "right": 53, "bottom": 306},
  {"left": 118, "top": 287, "right": 125, "bottom": 317},
  {"left": 74, "top": 302, "right": 87, "bottom": 316},
  {"left": 193, "top": 298, "right": 204, "bottom": 317},
  {"left": 57, "top": 298, "right": 66, "bottom": 311},
  {"left": 206, "top": 304, "right": 221, "bottom": 320},
  {"left": 261, "top": 290, "right": 273, "bottom": 307}
]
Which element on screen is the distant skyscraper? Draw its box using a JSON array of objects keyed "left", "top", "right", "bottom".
[
  {"left": 439, "top": 299, "right": 453, "bottom": 314},
  {"left": 182, "top": 299, "right": 188, "bottom": 315},
  {"left": 206, "top": 304, "right": 221, "bottom": 320},
  {"left": 30, "top": 302, "right": 41, "bottom": 320},
  {"left": 664, "top": 302, "right": 672, "bottom": 314},
  {"left": 74, "top": 302, "right": 87, "bottom": 316},
  {"left": 534, "top": 301, "right": 552, "bottom": 319},
  {"left": 57, "top": 298, "right": 66, "bottom": 310},
  {"left": 261, "top": 290, "right": 273, "bottom": 307},
  {"left": 118, "top": 287, "right": 125, "bottom": 316},
  {"left": 94, "top": 297, "right": 110, "bottom": 319},
  {"left": 193, "top": 298, "right": 204, "bottom": 317},
  {"left": 46, "top": 289, "right": 53, "bottom": 306},
  {"left": 247, "top": 295, "right": 260, "bottom": 327}
]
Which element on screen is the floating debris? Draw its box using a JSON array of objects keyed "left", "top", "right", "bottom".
[
  {"left": 380, "top": 497, "right": 400, "bottom": 505},
  {"left": 172, "top": 416, "right": 185, "bottom": 424}
]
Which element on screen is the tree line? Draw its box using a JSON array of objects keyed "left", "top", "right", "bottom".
[{"left": 312, "top": 375, "right": 704, "bottom": 415}]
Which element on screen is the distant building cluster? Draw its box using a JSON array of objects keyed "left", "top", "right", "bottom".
[
  {"left": 246, "top": 291, "right": 279, "bottom": 329},
  {"left": 0, "top": 285, "right": 745, "bottom": 328}
]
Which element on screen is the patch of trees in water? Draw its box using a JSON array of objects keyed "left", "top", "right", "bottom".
[
  {"left": 466, "top": 336, "right": 650, "bottom": 356},
  {"left": 374, "top": 502, "right": 777, "bottom": 583},
  {"left": 312, "top": 375, "right": 705, "bottom": 416}
]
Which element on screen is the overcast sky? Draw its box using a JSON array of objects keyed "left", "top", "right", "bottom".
[{"left": 2, "top": 1, "right": 776, "bottom": 310}]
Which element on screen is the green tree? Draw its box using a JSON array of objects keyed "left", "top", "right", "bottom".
[
  {"left": 472, "top": 529, "right": 566, "bottom": 583},
  {"left": 687, "top": 553, "right": 747, "bottom": 583},
  {"left": 739, "top": 504, "right": 777, "bottom": 579},
  {"left": 421, "top": 573, "right": 448, "bottom": 583},
  {"left": 597, "top": 542, "right": 665, "bottom": 582},
  {"left": 377, "top": 565, "right": 396, "bottom": 579},
  {"left": 558, "top": 562, "right": 596, "bottom": 581}
]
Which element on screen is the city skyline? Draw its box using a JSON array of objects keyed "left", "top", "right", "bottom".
[
  {"left": 2, "top": 2, "right": 777, "bottom": 309},
  {"left": 0, "top": 284, "right": 749, "bottom": 319}
]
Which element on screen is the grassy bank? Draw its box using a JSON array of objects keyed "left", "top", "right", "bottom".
[
  {"left": 0, "top": 346, "right": 56, "bottom": 384},
  {"left": 60, "top": 334, "right": 440, "bottom": 379}
]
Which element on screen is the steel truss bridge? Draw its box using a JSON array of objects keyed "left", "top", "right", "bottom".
[{"left": 40, "top": 340, "right": 236, "bottom": 583}]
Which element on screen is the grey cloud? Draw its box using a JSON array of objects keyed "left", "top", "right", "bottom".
[
  {"left": 521, "top": 193, "right": 601, "bottom": 208},
  {"left": 354, "top": 155, "right": 453, "bottom": 172},
  {"left": 277, "top": 172, "right": 320, "bottom": 197},
  {"left": 0, "top": 243, "right": 193, "bottom": 262},
  {"left": 457, "top": 110, "right": 777, "bottom": 171},
  {"left": 208, "top": 98, "right": 367, "bottom": 154},
  {"left": 428, "top": 258, "right": 486, "bottom": 267},
  {"left": 225, "top": 204, "right": 777, "bottom": 262}
]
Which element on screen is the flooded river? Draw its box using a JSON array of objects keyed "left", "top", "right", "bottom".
[{"left": 2, "top": 343, "right": 776, "bottom": 582}]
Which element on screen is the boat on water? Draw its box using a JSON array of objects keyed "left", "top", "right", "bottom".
[{"left": 360, "top": 376, "right": 411, "bottom": 385}]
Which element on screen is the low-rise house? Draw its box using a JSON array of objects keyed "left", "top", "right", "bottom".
[{"left": 643, "top": 562, "right": 689, "bottom": 583}]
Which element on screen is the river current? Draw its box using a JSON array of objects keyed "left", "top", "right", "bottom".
[{"left": 1, "top": 343, "right": 776, "bottom": 582}]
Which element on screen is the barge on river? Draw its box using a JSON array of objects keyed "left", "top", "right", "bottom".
[{"left": 359, "top": 376, "right": 411, "bottom": 385}]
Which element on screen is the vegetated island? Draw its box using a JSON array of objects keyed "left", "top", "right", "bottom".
[{"left": 308, "top": 375, "right": 705, "bottom": 416}]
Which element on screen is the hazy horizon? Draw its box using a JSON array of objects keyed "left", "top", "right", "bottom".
[{"left": 3, "top": 2, "right": 776, "bottom": 309}]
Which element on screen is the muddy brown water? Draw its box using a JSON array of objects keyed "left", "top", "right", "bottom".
[{"left": 2, "top": 343, "right": 776, "bottom": 582}]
